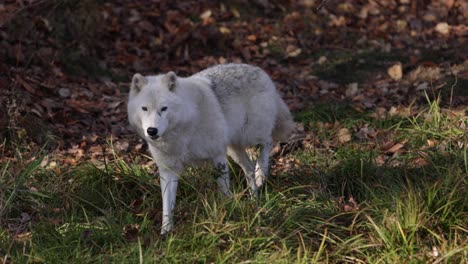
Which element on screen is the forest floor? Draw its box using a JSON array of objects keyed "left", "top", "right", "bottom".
[{"left": 1, "top": 0, "right": 467, "bottom": 263}]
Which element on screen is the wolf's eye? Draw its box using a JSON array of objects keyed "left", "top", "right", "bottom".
[
  {"left": 161, "top": 106, "right": 168, "bottom": 112},
  {"left": 142, "top": 107, "right": 148, "bottom": 111}
]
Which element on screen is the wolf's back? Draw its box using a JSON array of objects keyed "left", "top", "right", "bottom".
[{"left": 196, "top": 63, "right": 294, "bottom": 142}]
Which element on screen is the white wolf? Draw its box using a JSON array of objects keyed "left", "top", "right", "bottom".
[{"left": 127, "top": 64, "right": 294, "bottom": 234}]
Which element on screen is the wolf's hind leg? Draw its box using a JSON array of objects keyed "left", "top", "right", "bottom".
[
  {"left": 213, "top": 156, "right": 233, "bottom": 197},
  {"left": 227, "top": 145, "right": 258, "bottom": 197},
  {"left": 255, "top": 139, "right": 273, "bottom": 188}
]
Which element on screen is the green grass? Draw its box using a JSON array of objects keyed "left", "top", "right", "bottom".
[{"left": 1, "top": 99, "right": 467, "bottom": 263}]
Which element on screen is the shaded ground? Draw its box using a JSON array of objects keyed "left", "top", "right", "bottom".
[{"left": 1, "top": 0, "right": 466, "bottom": 160}]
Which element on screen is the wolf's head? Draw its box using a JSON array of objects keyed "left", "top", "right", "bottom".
[{"left": 127, "top": 72, "right": 182, "bottom": 141}]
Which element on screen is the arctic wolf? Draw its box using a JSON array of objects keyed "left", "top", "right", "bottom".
[{"left": 128, "top": 64, "right": 294, "bottom": 234}]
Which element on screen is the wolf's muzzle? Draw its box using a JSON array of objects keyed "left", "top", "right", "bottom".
[{"left": 147, "top": 127, "right": 159, "bottom": 139}]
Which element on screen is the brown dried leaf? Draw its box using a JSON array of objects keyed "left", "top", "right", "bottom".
[
  {"left": 435, "top": 22, "right": 450, "bottom": 35},
  {"left": 15, "top": 232, "right": 32, "bottom": 241},
  {"left": 114, "top": 140, "right": 129, "bottom": 152},
  {"left": 219, "top": 26, "right": 231, "bottom": 34},
  {"left": 407, "top": 65, "right": 441, "bottom": 82},
  {"left": 427, "top": 139, "right": 436, "bottom": 148},
  {"left": 387, "top": 63, "right": 403, "bottom": 81},
  {"left": 381, "top": 140, "right": 408, "bottom": 154},
  {"left": 409, "top": 157, "right": 429, "bottom": 167},
  {"left": 285, "top": 45, "right": 301, "bottom": 58},
  {"left": 16, "top": 75, "right": 38, "bottom": 95},
  {"left": 123, "top": 224, "right": 140, "bottom": 242},
  {"left": 66, "top": 99, "right": 107, "bottom": 113},
  {"left": 89, "top": 144, "right": 103, "bottom": 153},
  {"left": 374, "top": 155, "right": 386, "bottom": 166},
  {"left": 247, "top": 34, "right": 257, "bottom": 42},
  {"left": 337, "top": 128, "right": 351, "bottom": 144}
]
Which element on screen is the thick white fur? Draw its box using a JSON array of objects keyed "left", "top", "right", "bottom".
[{"left": 127, "top": 64, "right": 294, "bottom": 234}]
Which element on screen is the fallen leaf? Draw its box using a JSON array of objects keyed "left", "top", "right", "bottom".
[
  {"left": 247, "top": 34, "right": 257, "bottom": 42},
  {"left": 231, "top": 7, "right": 240, "bottom": 18},
  {"left": 387, "top": 63, "right": 403, "bottom": 80},
  {"left": 381, "top": 140, "right": 407, "bottom": 154},
  {"left": 219, "top": 26, "right": 231, "bottom": 34},
  {"left": 431, "top": 246, "right": 439, "bottom": 258},
  {"left": 356, "top": 126, "right": 375, "bottom": 140},
  {"left": 337, "top": 128, "right": 351, "bottom": 143},
  {"left": 416, "top": 82, "right": 429, "bottom": 91},
  {"left": 407, "top": 65, "right": 441, "bottom": 82},
  {"left": 435, "top": 22, "right": 449, "bottom": 35},
  {"left": 388, "top": 106, "right": 411, "bottom": 118},
  {"left": 88, "top": 145, "right": 104, "bottom": 155},
  {"left": 20, "top": 212, "right": 32, "bottom": 224},
  {"left": 58, "top": 88, "right": 71, "bottom": 98},
  {"left": 200, "top": 9, "right": 212, "bottom": 20},
  {"left": 16, "top": 75, "right": 38, "bottom": 95},
  {"left": 375, "top": 107, "right": 387, "bottom": 119},
  {"left": 345, "top": 83, "right": 358, "bottom": 98},
  {"left": 15, "top": 232, "right": 32, "bottom": 241},
  {"left": 409, "top": 157, "right": 429, "bottom": 167},
  {"left": 329, "top": 15, "right": 346, "bottom": 27},
  {"left": 200, "top": 10, "right": 213, "bottom": 25},
  {"left": 317, "top": 56, "right": 327, "bottom": 64},
  {"left": 423, "top": 12, "right": 437, "bottom": 22},
  {"left": 285, "top": 45, "right": 301, "bottom": 58},
  {"left": 340, "top": 195, "right": 360, "bottom": 212},
  {"left": 374, "top": 155, "right": 386, "bottom": 166},
  {"left": 66, "top": 99, "right": 107, "bottom": 113},
  {"left": 123, "top": 224, "right": 140, "bottom": 242},
  {"left": 114, "top": 140, "right": 129, "bottom": 152}
]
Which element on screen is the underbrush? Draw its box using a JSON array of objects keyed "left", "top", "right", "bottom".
[{"left": 1, "top": 99, "right": 466, "bottom": 263}]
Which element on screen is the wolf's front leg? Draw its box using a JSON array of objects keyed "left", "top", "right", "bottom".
[
  {"left": 159, "top": 168, "right": 179, "bottom": 235},
  {"left": 213, "top": 156, "right": 233, "bottom": 197}
]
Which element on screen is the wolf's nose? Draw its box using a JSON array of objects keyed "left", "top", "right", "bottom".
[{"left": 147, "top": 127, "right": 158, "bottom": 137}]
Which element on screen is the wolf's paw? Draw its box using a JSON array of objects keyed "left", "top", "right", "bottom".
[
  {"left": 255, "top": 172, "right": 266, "bottom": 188},
  {"left": 223, "top": 189, "right": 234, "bottom": 198},
  {"left": 160, "top": 220, "right": 173, "bottom": 236}
]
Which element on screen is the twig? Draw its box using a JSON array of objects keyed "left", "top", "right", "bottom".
[
  {"left": 316, "top": 0, "right": 329, "bottom": 12},
  {"left": 278, "top": 135, "right": 307, "bottom": 157},
  {"left": 449, "top": 74, "right": 457, "bottom": 106}
]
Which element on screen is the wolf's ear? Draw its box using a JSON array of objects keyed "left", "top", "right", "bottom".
[
  {"left": 131, "top": 73, "right": 148, "bottom": 94},
  {"left": 164, "top": 71, "right": 177, "bottom": 91}
]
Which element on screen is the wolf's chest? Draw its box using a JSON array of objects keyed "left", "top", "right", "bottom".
[{"left": 152, "top": 134, "right": 225, "bottom": 164}]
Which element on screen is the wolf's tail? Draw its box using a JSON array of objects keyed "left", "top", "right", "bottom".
[{"left": 272, "top": 95, "right": 295, "bottom": 142}]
